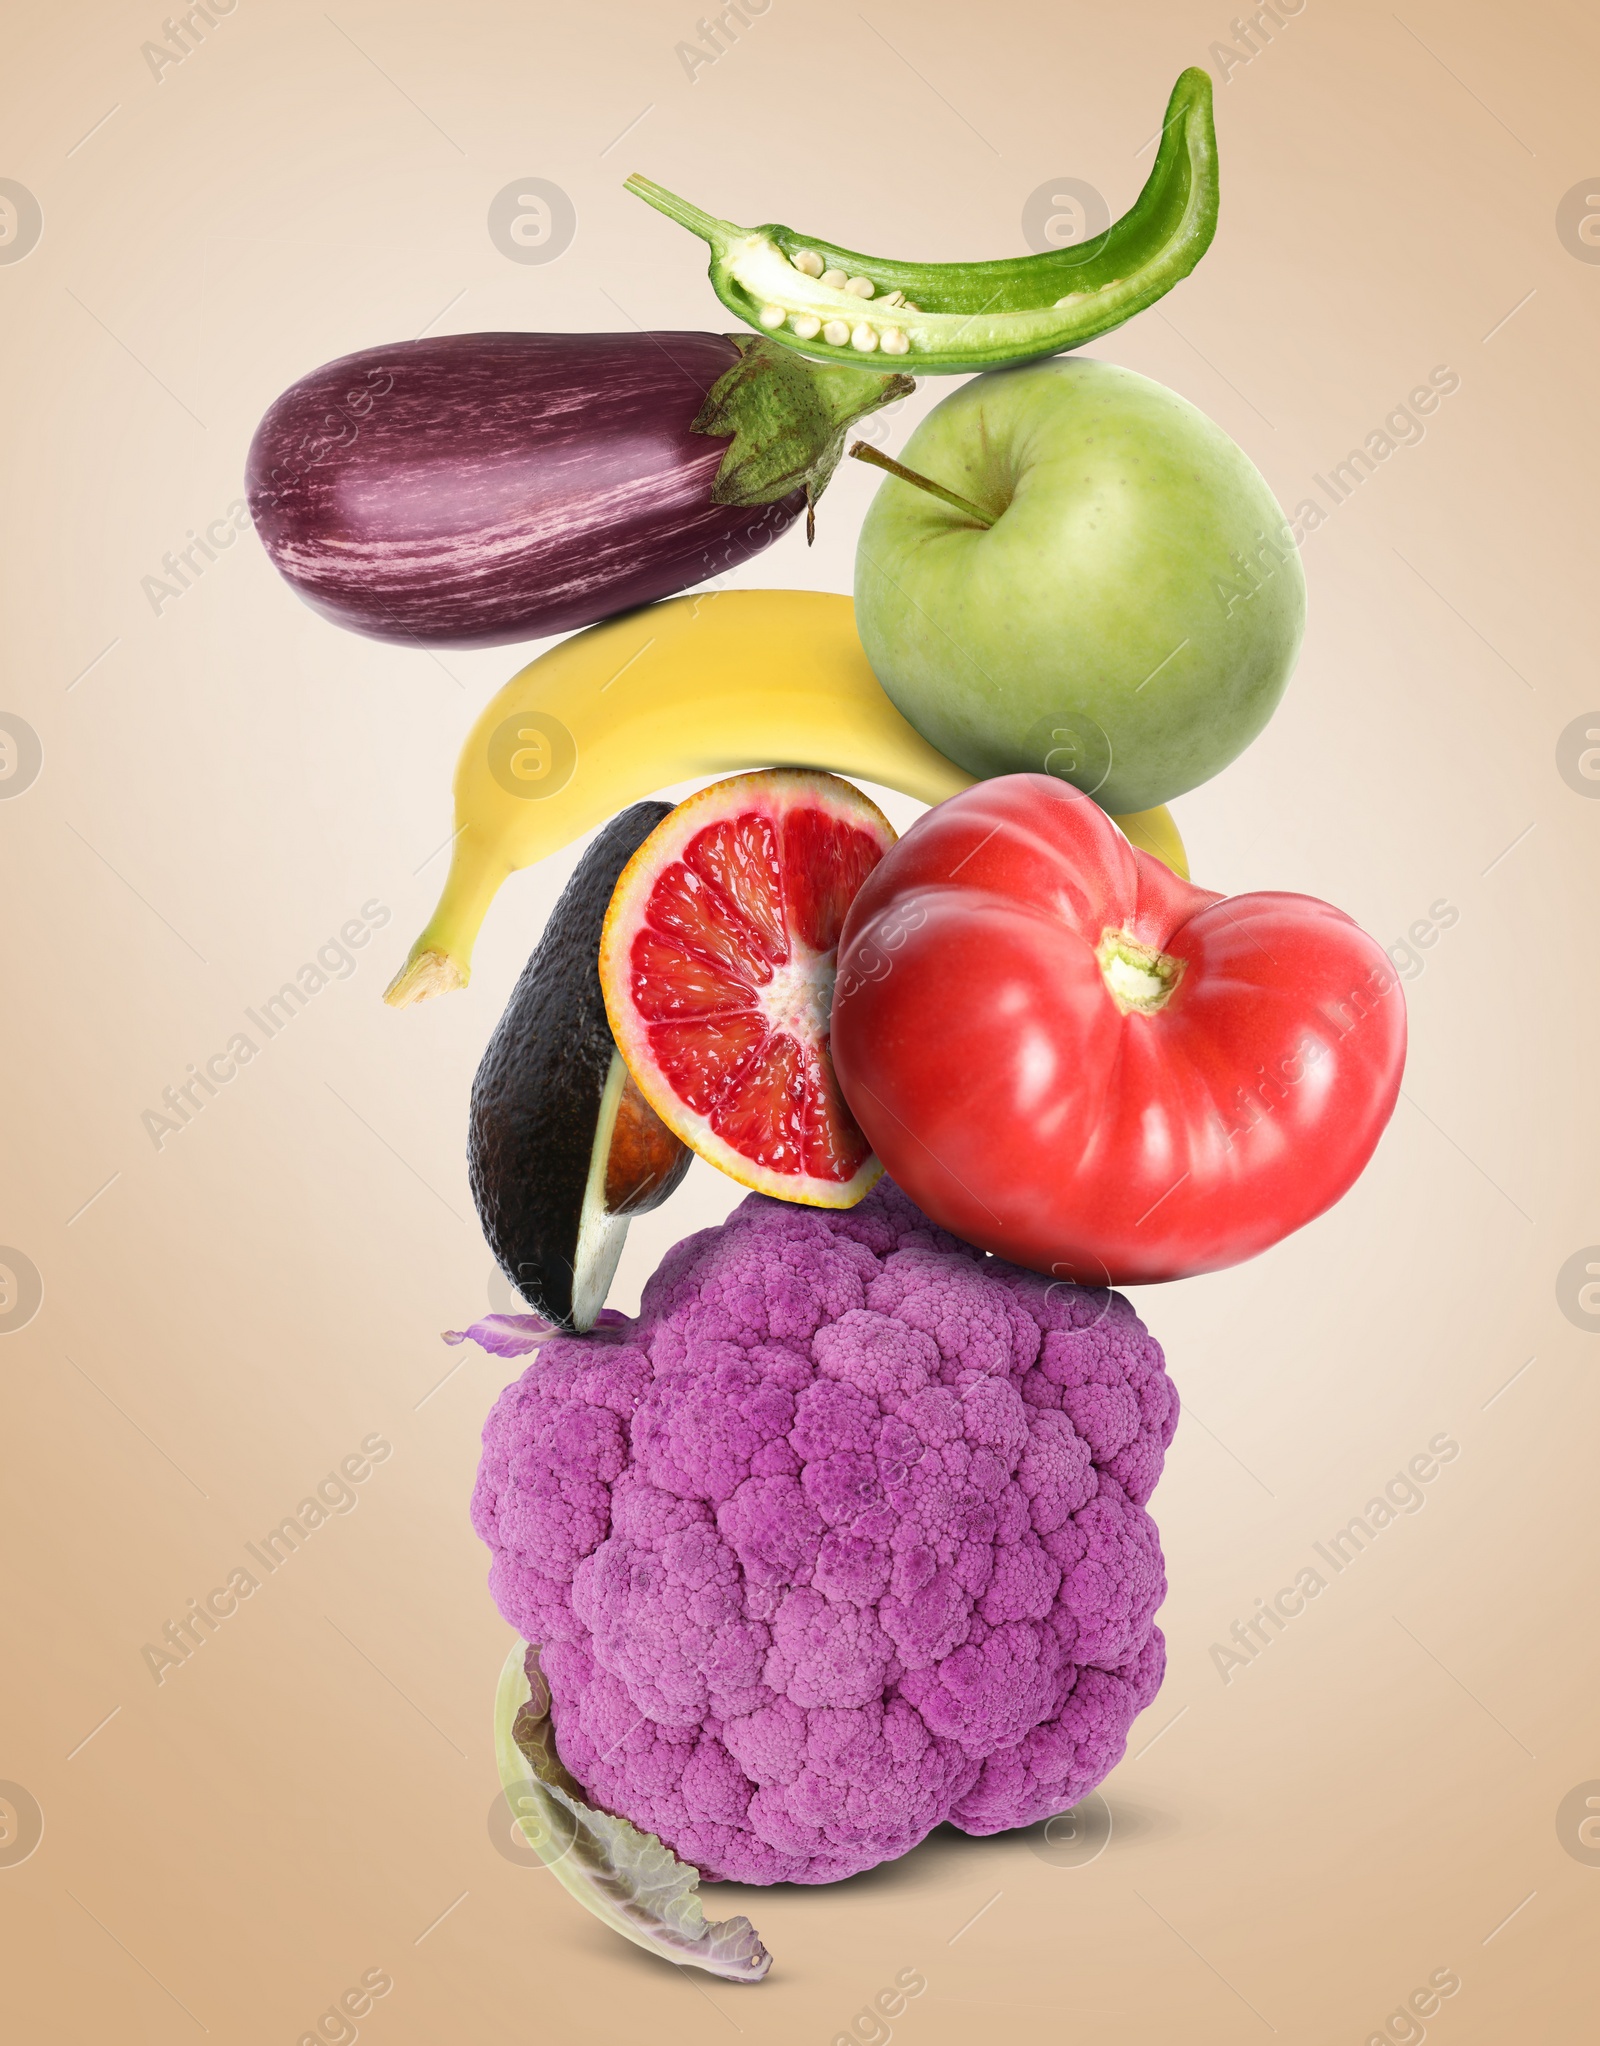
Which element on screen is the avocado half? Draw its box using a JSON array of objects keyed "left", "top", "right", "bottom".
[{"left": 469, "top": 802, "right": 691, "bottom": 1331}]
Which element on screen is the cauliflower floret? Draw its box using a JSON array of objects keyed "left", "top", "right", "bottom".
[{"left": 472, "top": 1181, "right": 1177, "bottom": 1884}]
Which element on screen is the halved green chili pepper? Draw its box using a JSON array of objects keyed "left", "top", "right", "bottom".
[{"left": 626, "top": 67, "right": 1216, "bottom": 377}]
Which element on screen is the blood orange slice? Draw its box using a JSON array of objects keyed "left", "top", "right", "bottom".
[{"left": 599, "top": 770, "right": 895, "bottom": 1207}]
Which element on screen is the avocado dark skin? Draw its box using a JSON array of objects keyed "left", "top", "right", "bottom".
[{"left": 469, "top": 802, "right": 690, "bottom": 1328}]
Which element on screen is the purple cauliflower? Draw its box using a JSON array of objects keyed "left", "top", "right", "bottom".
[{"left": 471, "top": 1181, "right": 1177, "bottom": 1885}]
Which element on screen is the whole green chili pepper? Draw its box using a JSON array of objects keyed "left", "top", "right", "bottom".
[{"left": 626, "top": 68, "right": 1217, "bottom": 377}]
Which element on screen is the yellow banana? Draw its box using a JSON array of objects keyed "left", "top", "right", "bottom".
[{"left": 384, "top": 589, "right": 1186, "bottom": 1006}]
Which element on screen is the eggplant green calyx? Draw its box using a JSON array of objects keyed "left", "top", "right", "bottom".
[
  {"left": 626, "top": 67, "right": 1217, "bottom": 377},
  {"left": 692, "top": 334, "right": 913, "bottom": 537},
  {"left": 848, "top": 440, "right": 999, "bottom": 529}
]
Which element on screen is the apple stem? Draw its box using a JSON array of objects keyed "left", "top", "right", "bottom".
[{"left": 847, "top": 441, "right": 999, "bottom": 528}]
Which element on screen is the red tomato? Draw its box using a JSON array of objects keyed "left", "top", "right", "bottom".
[{"left": 830, "top": 776, "right": 1406, "bottom": 1284}]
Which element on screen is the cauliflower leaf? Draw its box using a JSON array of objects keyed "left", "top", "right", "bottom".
[{"left": 493, "top": 1636, "right": 773, "bottom": 1982}]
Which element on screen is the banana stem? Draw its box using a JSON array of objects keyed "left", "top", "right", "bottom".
[
  {"left": 847, "top": 441, "right": 999, "bottom": 528},
  {"left": 383, "top": 832, "right": 511, "bottom": 1007}
]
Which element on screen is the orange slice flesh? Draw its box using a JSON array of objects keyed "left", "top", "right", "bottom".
[{"left": 599, "top": 771, "right": 894, "bottom": 1207}]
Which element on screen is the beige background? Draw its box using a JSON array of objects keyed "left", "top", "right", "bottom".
[{"left": 3, "top": 0, "right": 1597, "bottom": 2038}]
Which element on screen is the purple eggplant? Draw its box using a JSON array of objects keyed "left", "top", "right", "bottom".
[{"left": 244, "top": 331, "right": 910, "bottom": 650}]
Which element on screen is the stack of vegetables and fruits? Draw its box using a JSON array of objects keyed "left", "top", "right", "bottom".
[{"left": 247, "top": 70, "right": 1405, "bottom": 1982}]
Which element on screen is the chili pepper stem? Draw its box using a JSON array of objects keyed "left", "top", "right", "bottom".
[
  {"left": 848, "top": 441, "right": 1000, "bottom": 529},
  {"left": 623, "top": 174, "right": 735, "bottom": 249}
]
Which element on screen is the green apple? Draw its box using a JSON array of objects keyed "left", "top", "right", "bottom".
[{"left": 853, "top": 358, "right": 1305, "bottom": 815}]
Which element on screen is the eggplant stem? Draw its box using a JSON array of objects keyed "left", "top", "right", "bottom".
[{"left": 847, "top": 441, "right": 999, "bottom": 528}]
